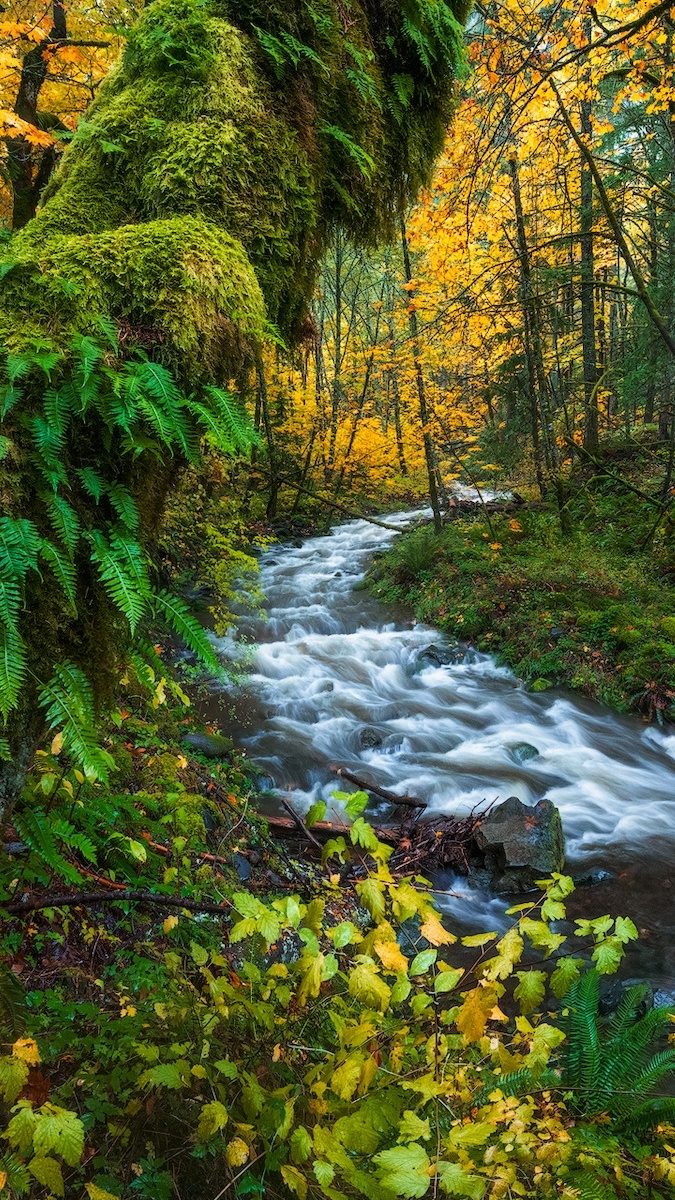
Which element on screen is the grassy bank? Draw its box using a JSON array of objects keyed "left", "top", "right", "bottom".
[{"left": 368, "top": 503, "right": 675, "bottom": 723}]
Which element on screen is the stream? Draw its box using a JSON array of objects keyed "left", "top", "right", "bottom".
[{"left": 207, "top": 508, "right": 675, "bottom": 994}]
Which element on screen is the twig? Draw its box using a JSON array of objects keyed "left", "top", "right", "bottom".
[
  {"left": 280, "top": 799, "right": 323, "bottom": 851},
  {"left": 4, "top": 890, "right": 233, "bottom": 916}
]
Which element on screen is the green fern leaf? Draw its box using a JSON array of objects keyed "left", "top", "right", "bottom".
[
  {"left": 0, "top": 577, "right": 21, "bottom": 632},
  {"left": 153, "top": 589, "right": 220, "bottom": 673},
  {"left": 38, "top": 661, "right": 114, "bottom": 782},
  {"left": 200, "top": 387, "right": 259, "bottom": 453},
  {"left": 14, "top": 807, "right": 83, "bottom": 885},
  {"left": 77, "top": 467, "right": 105, "bottom": 501},
  {"left": 0, "top": 624, "right": 26, "bottom": 719},
  {"left": 0, "top": 518, "right": 41, "bottom": 579},
  {"left": 70, "top": 331, "right": 102, "bottom": 382},
  {"left": 39, "top": 542, "right": 77, "bottom": 610},
  {"left": 0, "top": 384, "right": 21, "bottom": 419},
  {"left": 94, "top": 315, "right": 119, "bottom": 352},
  {"left": 106, "top": 484, "right": 138, "bottom": 530},
  {"left": 0, "top": 737, "right": 10, "bottom": 761},
  {"left": 45, "top": 495, "right": 81, "bottom": 553},
  {"left": 89, "top": 530, "right": 149, "bottom": 633}
]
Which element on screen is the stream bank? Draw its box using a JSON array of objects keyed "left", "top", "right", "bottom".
[{"left": 199, "top": 508, "right": 675, "bottom": 994}]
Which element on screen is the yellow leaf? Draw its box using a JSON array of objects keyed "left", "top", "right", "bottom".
[
  {"left": 50, "top": 731, "right": 64, "bottom": 756},
  {"left": 419, "top": 913, "right": 456, "bottom": 947},
  {"left": 86, "top": 1185, "right": 120, "bottom": 1200},
  {"left": 374, "top": 940, "right": 409, "bottom": 974},
  {"left": 456, "top": 984, "right": 499, "bottom": 1044},
  {"left": 226, "top": 1137, "right": 249, "bottom": 1167},
  {"left": 12, "top": 1037, "right": 40, "bottom": 1065},
  {"left": 163, "top": 915, "right": 179, "bottom": 934},
  {"left": 0, "top": 1171, "right": 6, "bottom": 1191}
]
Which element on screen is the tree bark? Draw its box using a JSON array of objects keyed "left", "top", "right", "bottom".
[{"left": 400, "top": 215, "right": 442, "bottom": 532}]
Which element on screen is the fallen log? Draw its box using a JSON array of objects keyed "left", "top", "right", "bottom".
[{"left": 330, "top": 766, "right": 427, "bottom": 810}]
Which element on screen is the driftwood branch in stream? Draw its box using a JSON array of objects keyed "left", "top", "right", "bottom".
[
  {"left": 330, "top": 766, "right": 427, "bottom": 810},
  {"left": 265, "top": 808, "right": 484, "bottom": 875}
]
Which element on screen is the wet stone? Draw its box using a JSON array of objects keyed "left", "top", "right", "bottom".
[
  {"left": 416, "top": 643, "right": 464, "bottom": 670},
  {"left": 232, "top": 852, "right": 252, "bottom": 881},
  {"left": 509, "top": 742, "right": 539, "bottom": 764},
  {"left": 359, "top": 727, "right": 383, "bottom": 749},
  {"left": 473, "top": 795, "right": 565, "bottom": 893}
]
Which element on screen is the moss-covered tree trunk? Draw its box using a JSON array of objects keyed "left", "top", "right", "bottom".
[{"left": 0, "top": 0, "right": 469, "bottom": 811}]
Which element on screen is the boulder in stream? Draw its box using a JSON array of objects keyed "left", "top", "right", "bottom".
[
  {"left": 416, "top": 643, "right": 464, "bottom": 670},
  {"left": 473, "top": 795, "right": 565, "bottom": 892},
  {"left": 359, "top": 727, "right": 383, "bottom": 749},
  {"left": 183, "top": 731, "right": 233, "bottom": 759}
]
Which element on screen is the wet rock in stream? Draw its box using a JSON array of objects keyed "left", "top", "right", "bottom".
[{"left": 472, "top": 795, "right": 566, "bottom": 892}]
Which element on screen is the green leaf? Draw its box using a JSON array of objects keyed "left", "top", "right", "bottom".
[
  {"left": 28, "top": 1156, "right": 64, "bottom": 1197},
  {"left": 196, "top": 1100, "right": 228, "bottom": 1140},
  {"left": 153, "top": 588, "right": 220, "bottom": 674},
  {"left": 592, "top": 935, "right": 624, "bottom": 975},
  {"left": 550, "top": 956, "right": 584, "bottom": 999},
  {"left": 398, "top": 1112, "right": 431, "bottom": 1143},
  {"left": 349, "top": 962, "right": 391, "bottom": 1012},
  {"left": 0, "top": 625, "right": 26, "bottom": 720},
  {"left": 614, "top": 916, "right": 639, "bottom": 944},
  {"left": 0, "top": 1057, "right": 29, "bottom": 1104},
  {"left": 290, "top": 1126, "right": 312, "bottom": 1165},
  {"left": 513, "top": 970, "right": 547, "bottom": 1015},
  {"left": 409, "top": 949, "right": 437, "bottom": 976},
  {"left": 331, "top": 921, "right": 360, "bottom": 948},
  {"left": 39, "top": 661, "right": 114, "bottom": 782},
  {"left": 373, "top": 1143, "right": 431, "bottom": 1198},
  {"left": 343, "top": 789, "right": 369, "bottom": 819},
  {"left": 305, "top": 800, "right": 327, "bottom": 828},
  {"left": 356, "top": 878, "right": 385, "bottom": 922},
  {"left": 436, "top": 1162, "right": 486, "bottom": 1198},
  {"left": 434, "top": 968, "right": 463, "bottom": 994},
  {"left": 40, "top": 542, "right": 77, "bottom": 611},
  {"left": 350, "top": 817, "right": 381, "bottom": 852},
  {"left": 519, "top": 918, "right": 566, "bottom": 957},
  {"left": 32, "top": 1104, "right": 85, "bottom": 1167},
  {"left": 138, "top": 1062, "right": 188, "bottom": 1089}
]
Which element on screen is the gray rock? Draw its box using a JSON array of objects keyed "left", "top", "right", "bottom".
[
  {"left": 232, "top": 852, "right": 252, "bottom": 881},
  {"left": 359, "top": 727, "right": 383, "bottom": 749},
  {"left": 509, "top": 742, "right": 539, "bottom": 764},
  {"left": 474, "top": 795, "right": 565, "bottom": 892},
  {"left": 599, "top": 977, "right": 654, "bottom": 1018},
  {"left": 549, "top": 627, "right": 566, "bottom": 642},
  {"left": 183, "top": 731, "right": 234, "bottom": 759},
  {"left": 417, "top": 643, "right": 464, "bottom": 669}
]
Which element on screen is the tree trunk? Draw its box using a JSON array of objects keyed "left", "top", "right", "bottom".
[
  {"left": 580, "top": 17, "right": 599, "bottom": 453},
  {"left": 508, "top": 155, "right": 545, "bottom": 497},
  {"left": 400, "top": 215, "right": 442, "bottom": 532}
]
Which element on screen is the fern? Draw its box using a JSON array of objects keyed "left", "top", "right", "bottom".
[
  {"left": 0, "top": 626, "right": 26, "bottom": 719},
  {"left": 0, "top": 736, "right": 10, "bottom": 761},
  {"left": 77, "top": 466, "right": 105, "bottom": 501},
  {"left": 0, "top": 577, "right": 22, "bottom": 633},
  {"left": 153, "top": 588, "right": 220, "bottom": 674},
  {"left": 89, "top": 530, "right": 149, "bottom": 633},
  {"left": 38, "top": 661, "right": 115, "bottom": 782},
  {"left": 321, "top": 123, "right": 376, "bottom": 179},
  {"left": 253, "top": 25, "right": 328, "bottom": 76},
  {"left": 13, "top": 807, "right": 84, "bottom": 885},
  {"left": 106, "top": 483, "right": 138, "bottom": 530},
  {"left": 200, "top": 386, "right": 259, "bottom": 453},
  {"left": 0, "top": 518, "right": 41, "bottom": 580},
  {"left": 51, "top": 817, "right": 98, "bottom": 864},
  {"left": 0, "top": 383, "right": 21, "bottom": 419},
  {"left": 39, "top": 542, "right": 77, "bottom": 611},
  {"left": 45, "top": 494, "right": 81, "bottom": 553}
]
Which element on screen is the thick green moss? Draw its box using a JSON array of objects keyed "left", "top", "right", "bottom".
[{"left": 0, "top": 0, "right": 468, "bottom": 791}]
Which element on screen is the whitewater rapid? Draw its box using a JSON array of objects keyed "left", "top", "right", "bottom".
[{"left": 210, "top": 508, "right": 675, "bottom": 977}]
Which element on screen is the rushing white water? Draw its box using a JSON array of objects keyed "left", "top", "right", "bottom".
[{"left": 210, "top": 508, "right": 675, "bottom": 979}]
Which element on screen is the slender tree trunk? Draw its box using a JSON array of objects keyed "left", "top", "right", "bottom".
[
  {"left": 328, "top": 231, "right": 343, "bottom": 472},
  {"left": 255, "top": 352, "right": 279, "bottom": 519},
  {"left": 580, "top": 17, "right": 599, "bottom": 452},
  {"left": 508, "top": 155, "right": 545, "bottom": 497},
  {"left": 400, "top": 215, "right": 442, "bottom": 532}
]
